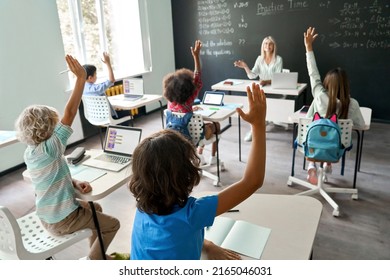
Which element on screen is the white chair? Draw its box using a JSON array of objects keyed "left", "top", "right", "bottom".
[
  {"left": 164, "top": 110, "right": 224, "bottom": 187},
  {"left": 287, "top": 118, "right": 357, "bottom": 217},
  {"left": 82, "top": 95, "right": 132, "bottom": 148},
  {"left": 0, "top": 206, "right": 92, "bottom": 260}
]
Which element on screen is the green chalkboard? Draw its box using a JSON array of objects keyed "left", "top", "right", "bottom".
[{"left": 171, "top": 0, "right": 390, "bottom": 121}]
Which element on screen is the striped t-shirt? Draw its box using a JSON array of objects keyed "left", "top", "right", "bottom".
[{"left": 25, "top": 123, "right": 79, "bottom": 224}]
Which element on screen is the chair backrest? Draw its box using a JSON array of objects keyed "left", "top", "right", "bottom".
[
  {"left": 296, "top": 117, "right": 353, "bottom": 160},
  {"left": 164, "top": 109, "right": 212, "bottom": 146},
  {"left": 82, "top": 95, "right": 112, "bottom": 126},
  {"left": 0, "top": 206, "right": 24, "bottom": 260},
  {"left": 188, "top": 113, "right": 205, "bottom": 146},
  {"left": 360, "top": 107, "right": 372, "bottom": 130},
  {"left": 0, "top": 206, "right": 92, "bottom": 260}
]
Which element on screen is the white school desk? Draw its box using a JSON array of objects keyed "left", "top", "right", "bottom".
[
  {"left": 23, "top": 149, "right": 132, "bottom": 259},
  {"left": 211, "top": 79, "right": 307, "bottom": 124},
  {"left": 196, "top": 191, "right": 323, "bottom": 260},
  {"left": 108, "top": 94, "right": 165, "bottom": 128},
  {"left": 0, "top": 131, "right": 17, "bottom": 148}
]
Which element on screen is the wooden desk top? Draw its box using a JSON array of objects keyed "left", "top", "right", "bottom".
[{"left": 212, "top": 79, "right": 307, "bottom": 96}]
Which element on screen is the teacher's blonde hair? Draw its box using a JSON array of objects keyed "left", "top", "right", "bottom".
[{"left": 261, "top": 36, "right": 277, "bottom": 63}]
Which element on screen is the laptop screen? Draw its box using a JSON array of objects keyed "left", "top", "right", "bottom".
[
  {"left": 271, "top": 72, "right": 298, "bottom": 89},
  {"left": 123, "top": 78, "right": 144, "bottom": 96},
  {"left": 103, "top": 126, "right": 142, "bottom": 156}
]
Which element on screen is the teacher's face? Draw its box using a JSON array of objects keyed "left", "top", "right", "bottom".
[{"left": 263, "top": 40, "right": 275, "bottom": 53}]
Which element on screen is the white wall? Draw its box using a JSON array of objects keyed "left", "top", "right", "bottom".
[
  {"left": 143, "top": 0, "right": 174, "bottom": 111},
  {"left": 0, "top": 0, "right": 81, "bottom": 172},
  {"left": 0, "top": 0, "right": 175, "bottom": 173}
]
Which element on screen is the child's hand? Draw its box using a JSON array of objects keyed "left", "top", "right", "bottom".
[
  {"left": 192, "top": 106, "right": 203, "bottom": 111},
  {"left": 73, "top": 179, "right": 92, "bottom": 193},
  {"left": 101, "top": 51, "right": 111, "bottom": 65},
  {"left": 191, "top": 40, "right": 202, "bottom": 58},
  {"left": 236, "top": 83, "right": 266, "bottom": 126},
  {"left": 304, "top": 27, "right": 318, "bottom": 52},
  {"left": 65, "top": 55, "right": 86, "bottom": 80},
  {"left": 233, "top": 60, "right": 247, "bottom": 69}
]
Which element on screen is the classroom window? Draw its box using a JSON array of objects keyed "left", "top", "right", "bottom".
[{"left": 56, "top": 0, "right": 151, "bottom": 80}]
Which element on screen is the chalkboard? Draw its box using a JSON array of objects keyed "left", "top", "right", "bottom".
[{"left": 171, "top": 0, "right": 390, "bottom": 122}]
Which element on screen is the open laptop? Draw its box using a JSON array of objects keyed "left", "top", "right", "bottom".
[
  {"left": 271, "top": 72, "right": 298, "bottom": 89},
  {"left": 123, "top": 78, "right": 144, "bottom": 101},
  {"left": 202, "top": 91, "right": 225, "bottom": 106},
  {"left": 82, "top": 125, "right": 142, "bottom": 172}
]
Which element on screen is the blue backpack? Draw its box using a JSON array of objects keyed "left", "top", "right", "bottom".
[
  {"left": 303, "top": 112, "right": 345, "bottom": 162},
  {"left": 165, "top": 110, "right": 193, "bottom": 141}
]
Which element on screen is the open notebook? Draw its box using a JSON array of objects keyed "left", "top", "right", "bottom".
[
  {"left": 82, "top": 125, "right": 142, "bottom": 172},
  {"left": 205, "top": 216, "right": 271, "bottom": 259}
]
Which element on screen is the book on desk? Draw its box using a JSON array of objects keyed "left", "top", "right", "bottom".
[{"left": 205, "top": 216, "right": 271, "bottom": 259}]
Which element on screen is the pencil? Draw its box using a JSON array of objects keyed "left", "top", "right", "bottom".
[{"left": 59, "top": 69, "right": 70, "bottom": 74}]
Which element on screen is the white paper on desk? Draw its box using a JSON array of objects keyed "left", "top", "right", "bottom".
[{"left": 72, "top": 169, "right": 107, "bottom": 183}]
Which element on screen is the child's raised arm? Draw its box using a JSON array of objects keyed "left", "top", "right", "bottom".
[
  {"left": 191, "top": 40, "right": 202, "bottom": 73},
  {"left": 61, "top": 55, "right": 86, "bottom": 126},
  {"left": 101, "top": 52, "right": 115, "bottom": 83},
  {"left": 304, "top": 26, "right": 318, "bottom": 52},
  {"left": 216, "top": 83, "right": 267, "bottom": 215}
]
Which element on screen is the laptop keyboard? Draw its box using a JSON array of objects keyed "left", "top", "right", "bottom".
[{"left": 96, "top": 154, "right": 131, "bottom": 165}]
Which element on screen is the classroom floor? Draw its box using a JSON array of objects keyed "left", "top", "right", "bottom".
[{"left": 1, "top": 109, "right": 389, "bottom": 260}]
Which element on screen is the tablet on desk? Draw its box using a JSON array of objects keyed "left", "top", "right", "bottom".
[{"left": 202, "top": 91, "right": 225, "bottom": 106}]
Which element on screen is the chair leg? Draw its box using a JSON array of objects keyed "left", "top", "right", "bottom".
[
  {"left": 288, "top": 165, "right": 358, "bottom": 217},
  {"left": 358, "top": 131, "right": 365, "bottom": 171},
  {"left": 201, "top": 170, "right": 221, "bottom": 187},
  {"left": 318, "top": 188, "right": 340, "bottom": 217}
]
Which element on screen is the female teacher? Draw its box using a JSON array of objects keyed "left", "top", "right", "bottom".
[{"left": 234, "top": 36, "right": 283, "bottom": 141}]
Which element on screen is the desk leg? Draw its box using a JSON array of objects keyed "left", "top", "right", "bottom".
[
  {"left": 358, "top": 130, "right": 365, "bottom": 171},
  {"left": 220, "top": 121, "right": 232, "bottom": 133},
  {"left": 89, "top": 201, "right": 106, "bottom": 260},
  {"left": 214, "top": 123, "right": 220, "bottom": 184},
  {"left": 352, "top": 131, "right": 361, "bottom": 189}
]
